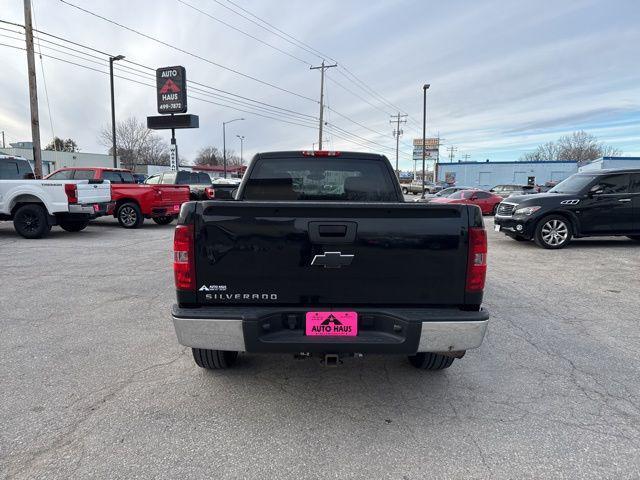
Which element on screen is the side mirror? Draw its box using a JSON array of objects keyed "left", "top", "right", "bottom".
[{"left": 489, "top": 189, "right": 495, "bottom": 193}]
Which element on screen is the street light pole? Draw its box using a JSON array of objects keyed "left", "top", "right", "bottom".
[
  {"left": 222, "top": 118, "right": 244, "bottom": 178},
  {"left": 109, "top": 55, "right": 125, "bottom": 168},
  {"left": 236, "top": 135, "right": 245, "bottom": 164},
  {"left": 421, "top": 84, "right": 430, "bottom": 199}
]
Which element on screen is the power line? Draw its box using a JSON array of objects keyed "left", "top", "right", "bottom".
[
  {"left": 32, "top": 0, "right": 55, "bottom": 147},
  {"left": 0, "top": 21, "right": 319, "bottom": 123},
  {"left": 0, "top": 41, "right": 402, "bottom": 154},
  {"left": 1, "top": 19, "right": 411, "bottom": 157},
  {"left": 217, "top": 0, "right": 421, "bottom": 134},
  {"left": 57, "top": 0, "right": 318, "bottom": 103},
  {"left": 176, "top": 0, "right": 312, "bottom": 66}
]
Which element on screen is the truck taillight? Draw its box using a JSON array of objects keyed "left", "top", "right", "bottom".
[
  {"left": 301, "top": 150, "right": 341, "bottom": 157},
  {"left": 64, "top": 183, "right": 78, "bottom": 204},
  {"left": 205, "top": 187, "right": 215, "bottom": 199},
  {"left": 174, "top": 224, "right": 195, "bottom": 291},
  {"left": 466, "top": 227, "right": 487, "bottom": 292}
]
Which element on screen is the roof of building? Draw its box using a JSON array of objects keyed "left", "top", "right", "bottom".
[
  {"left": 188, "top": 165, "right": 247, "bottom": 172},
  {"left": 436, "top": 156, "right": 640, "bottom": 167}
]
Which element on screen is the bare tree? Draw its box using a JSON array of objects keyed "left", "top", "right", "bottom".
[
  {"left": 99, "top": 117, "right": 169, "bottom": 169},
  {"left": 520, "top": 131, "right": 621, "bottom": 163},
  {"left": 226, "top": 149, "right": 243, "bottom": 167},
  {"left": 520, "top": 141, "right": 559, "bottom": 162},
  {"left": 195, "top": 146, "right": 221, "bottom": 166},
  {"left": 139, "top": 134, "right": 170, "bottom": 166}
]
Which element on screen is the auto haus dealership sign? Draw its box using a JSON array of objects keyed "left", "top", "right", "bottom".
[{"left": 156, "top": 66, "right": 187, "bottom": 114}]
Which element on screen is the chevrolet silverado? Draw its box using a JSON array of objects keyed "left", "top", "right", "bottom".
[{"left": 171, "top": 151, "right": 489, "bottom": 370}]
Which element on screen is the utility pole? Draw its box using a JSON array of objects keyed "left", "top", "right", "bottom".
[
  {"left": 447, "top": 146, "right": 458, "bottom": 163},
  {"left": 310, "top": 60, "right": 337, "bottom": 150},
  {"left": 390, "top": 113, "right": 407, "bottom": 178},
  {"left": 1, "top": 131, "right": 5, "bottom": 149},
  {"left": 461, "top": 153, "right": 470, "bottom": 161},
  {"left": 421, "top": 84, "right": 430, "bottom": 198},
  {"left": 109, "top": 55, "right": 125, "bottom": 168},
  {"left": 23, "top": 0, "right": 42, "bottom": 178},
  {"left": 222, "top": 118, "right": 244, "bottom": 178}
]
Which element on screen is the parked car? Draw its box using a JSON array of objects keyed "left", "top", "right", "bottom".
[
  {"left": 536, "top": 181, "right": 558, "bottom": 193},
  {"left": 415, "top": 185, "right": 474, "bottom": 201},
  {"left": 46, "top": 167, "right": 190, "bottom": 228},
  {"left": 145, "top": 170, "right": 212, "bottom": 200},
  {"left": 401, "top": 181, "right": 439, "bottom": 195},
  {"left": 206, "top": 177, "right": 242, "bottom": 199},
  {"left": 1, "top": 155, "right": 112, "bottom": 238},
  {"left": 490, "top": 184, "right": 536, "bottom": 198},
  {"left": 494, "top": 169, "right": 640, "bottom": 249},
  {"left": 171, "top": 150, "right": 489, "bottom": 371},
  {"left": 430, "top": 189, "right": 503, "bottom": 215}
]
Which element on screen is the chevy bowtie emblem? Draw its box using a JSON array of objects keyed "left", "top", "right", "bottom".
[{"left": 311, "top": 252, "right": 354, "bottom": 268}]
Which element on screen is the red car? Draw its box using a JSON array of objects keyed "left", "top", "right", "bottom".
[
  {"left": 430, "top": 189, "right": 502, "bottom": 215},
  {"left": 45, "top": 167, "right": 190, "bottom": 228}
]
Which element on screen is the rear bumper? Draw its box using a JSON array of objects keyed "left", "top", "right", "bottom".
[
  {"left": 67, "top": 202, "right": 113, "bottom": 218},
  {"left": 150, "top": 204, "right": 182, "bottom": 217},
  {"left": 171, "top": 305, "right": 489, "bottom": 354}
]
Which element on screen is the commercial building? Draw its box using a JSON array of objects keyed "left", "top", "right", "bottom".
[
  {"left": 436, "top": 160, "right": 576, "bottom": 189},
  {"left": 578, "top": 156, "right": 640, "bottom": 172},
  {"left": 0, "top": 142, "right": 117, "bottom": 176},
  {"left": 435, "top": 156, "right": 640, "bottom": 189}
]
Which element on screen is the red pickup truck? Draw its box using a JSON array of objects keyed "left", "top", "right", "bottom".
[{"left": 45, "top": 167, "right": 190, "bottom": 228}]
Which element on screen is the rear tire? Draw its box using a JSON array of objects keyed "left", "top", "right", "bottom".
[
  {"left": 534, "top": 215, "right": 572, "bottom": 249},
  {"left": 117, "top": 202, "right": 143, "bottom": 229},
  {"left": 152, "top": 216, "right": 174, "bottom": 225},
  {"left": 408, "top": 352, "right": 454, "bottom": 370},
  {"left": 402, "top": 187, "right": 409, "bottom": 195},
  {"left": 59, "top": 220, "right": 89, "bottom": 232},
  {"left": 13, "top": 204, "right": 51, "bottom": 239},
  {"left": 192, "top": 348, "right": 239, "bottom": 370}
]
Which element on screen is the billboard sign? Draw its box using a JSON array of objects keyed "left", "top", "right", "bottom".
[
  {"left": 156, "top": 66, "right": 187, "bottom": 114},
  {"left": 412, "top": 137, "right": 440, "bottom": 162}
]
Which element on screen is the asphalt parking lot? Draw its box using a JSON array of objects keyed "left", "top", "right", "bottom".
[{"left": 1, "top": 216, "right": 639, "bottom": 479}]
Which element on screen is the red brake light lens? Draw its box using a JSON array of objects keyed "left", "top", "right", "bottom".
[
  {"left": 205, "top": 187, "right": 215, "bottom": 199},
  {"left": 173, "top": 224, "right": 195, "bottom": 291},
  {"left": 466, "top": 227, "right": 487, "bottom": 292},
  {"left": 301, "top": 150, "right": 341, "bottom": 157},
  {"left": 64, "top": 183, "right": 78, "bottom": 204}
]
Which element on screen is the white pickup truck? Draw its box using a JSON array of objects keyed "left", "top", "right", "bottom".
[{"left": 0, "top": 155, "right": 112, "bottom": 238}]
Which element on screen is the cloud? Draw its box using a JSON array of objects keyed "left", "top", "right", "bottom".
[{"left": 0, "top": 0, "right": 638, "bottom": 166}]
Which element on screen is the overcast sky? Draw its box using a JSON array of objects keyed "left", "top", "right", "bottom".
[{"left": 1, "top": 0, "right": 639, "bottom": 168}]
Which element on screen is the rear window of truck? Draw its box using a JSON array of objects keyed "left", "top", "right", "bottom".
[{"left": 244, "top": 157, "right": 397, "bottom": 201}]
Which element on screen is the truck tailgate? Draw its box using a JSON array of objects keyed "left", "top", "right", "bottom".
[
  {"left": 195, "top": 201, "right": 471, "bottom": 306},
  {"left": 74, "top": 180, "right": 111, "bottom": 204},
  {"left": 155, "top": 185, "right": 190, "bottom": 204}
]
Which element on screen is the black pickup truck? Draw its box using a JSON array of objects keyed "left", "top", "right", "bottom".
[{"left": 171, "top": 151, "right": 489, "bottom": 370}]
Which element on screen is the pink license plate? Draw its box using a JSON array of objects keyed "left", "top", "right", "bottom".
[{"left": 306, "top": 312, "right": 357, "bottom": 336}]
